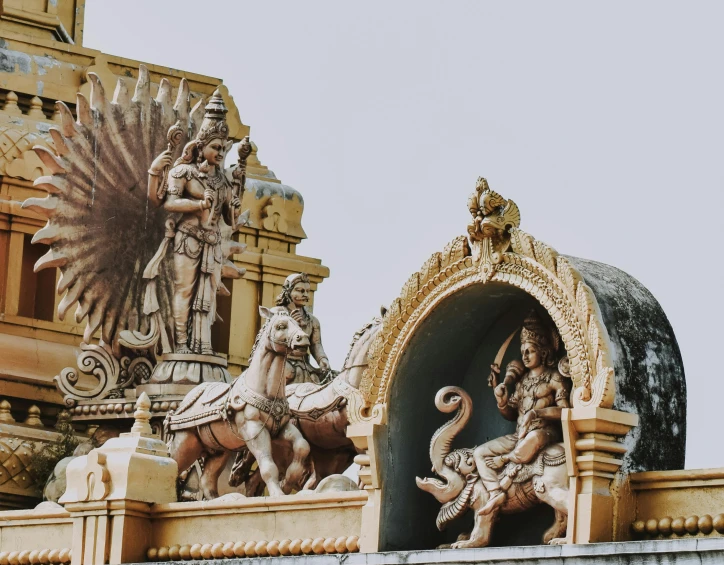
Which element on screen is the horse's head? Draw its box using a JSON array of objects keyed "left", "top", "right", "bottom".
[
  {"left": 259, "top": 306, "right": 310, "bottom": 355},
  {"left": 340, "top": 307, "right": 386, "bottom": 389}
]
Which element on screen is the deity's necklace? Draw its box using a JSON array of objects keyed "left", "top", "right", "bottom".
[
  {"left": 521, "top": 368, "right": 551, "bottom": 394},
  {"left": 203, "top": 169, "right": 227, "bottom": 191}
]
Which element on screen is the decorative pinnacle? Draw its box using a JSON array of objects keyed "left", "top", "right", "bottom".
[
  {"left": 130, "top": 392, "right": 153, "bottom": 436},
  {"left": 204, "top": 88, "right": 228, "bottom": 120},
  {"left": 475, "top": 176, "right": 489, "bottom": 193}
]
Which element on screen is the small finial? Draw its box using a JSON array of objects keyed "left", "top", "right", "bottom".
[
  {"left": 3, "top": 91, "right": 21, "bottom": 116},
  {"left": 24, "top": 405, "right": 43, "bottom": 427},
  {"left": 0, "top": 399, "right": 15, "bottom": 423},
  {"left": 28, "top": 96, "right": 45, "bottom": 119},
  {"left": 130, "top": 392, "right": 153, "bottom": 436}
]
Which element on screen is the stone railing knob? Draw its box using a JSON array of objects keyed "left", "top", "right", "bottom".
[
  {"left": 0, "top": 399, "right": 15, "bottom": 423},
  {"left": 24, "top": 405, "right": 43, "bottom": 427}
]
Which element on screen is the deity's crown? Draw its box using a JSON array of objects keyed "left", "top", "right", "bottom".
[
  {"left": 520, "top": 310, "right": 558, "bottom": 352},
  {"left": 197, "top": 88, "right": 230, "bottom": 145}
]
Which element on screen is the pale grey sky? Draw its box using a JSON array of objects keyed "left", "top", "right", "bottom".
[{"left": 85, "top": 1, "right": 724, "bottom": 469}]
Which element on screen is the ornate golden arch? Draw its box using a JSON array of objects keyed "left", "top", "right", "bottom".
[{"left": 359, "top": 182, "right": 616, "bottom": 410}]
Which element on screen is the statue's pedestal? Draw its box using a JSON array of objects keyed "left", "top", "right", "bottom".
[
  {"left": 149, "top": 353, "right": 231, "bottom": 385},
  {"left": 66, "top": 354, "right": 231, "bottom": 434}
]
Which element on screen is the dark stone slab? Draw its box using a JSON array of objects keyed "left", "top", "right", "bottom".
[{"left": 568, "top": 257, "right": 686, "bottom": 472}]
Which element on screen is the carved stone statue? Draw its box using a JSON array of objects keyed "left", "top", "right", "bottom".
[
  {"left": 23, "top": 66, "right": 250, "bottom": 403},
  {"left": 165, "top": 307, "right": 311, "bottom": 499},
  {"left": 144, "top": 91, "right": 245, "bottom": 355},
  {"left": 475, "top": 311, "right": 571, "bottom": 515},
  {"left": 229, "top": 311, "right": 384, "bottom": 494},
  {"left": 120, "top": 90, "right": 252, "bottom": 384},
  {"left": 416, "top": 312, "right": 571, "bottom": 548},
  {"left": 272, "top": 273, "right": 331, "bottom": 385}
]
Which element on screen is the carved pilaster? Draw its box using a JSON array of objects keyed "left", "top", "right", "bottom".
[
  {"left": 60, "top": 394, "right": 176, "bottom": 565},
  {"left": 562, "top": 407, "right": 638, "bottom": 543},
  {"left": 347, "top": 405, "right": 386, "bottom": 553}
]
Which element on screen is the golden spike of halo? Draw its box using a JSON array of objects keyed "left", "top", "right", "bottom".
[
  {"left": 112, "top": 77, "right": 130, "bottom": 106},
  {"left": 132, "top": 64, "right": 151, "bottom": 105},
  {"left": 75, "top": 93, "right": 92, "bottom": 126}
]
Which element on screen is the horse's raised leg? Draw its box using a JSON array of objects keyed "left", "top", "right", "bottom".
[
  {"left": 302, "top": 459, "right": 317, "bottom": 491},
  {"left": 243, "top": 421, "right": 284, "bottom": 497},
  {"left": 278, "top": 422, "right": 310, "bottom": 494},
  {"left": 199, "top": 450, "right": 231, "bottom": 500}
]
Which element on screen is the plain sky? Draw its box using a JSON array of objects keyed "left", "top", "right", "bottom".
[{"left": 85, "top": 1, "right": 724, "bottom": 469}]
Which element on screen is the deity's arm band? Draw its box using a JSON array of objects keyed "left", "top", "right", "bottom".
[{"left": 163, "top": 194, "right": 206, "bottom": 213}]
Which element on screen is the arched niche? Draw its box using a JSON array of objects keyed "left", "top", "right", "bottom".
[
  {"left": 380, "top": 282, "right": 557, "bottom": 550},
  {"left": 352, "top": 226, "right": 685, "bottom": 551}
]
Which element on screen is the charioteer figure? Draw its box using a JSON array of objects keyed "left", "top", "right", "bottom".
[
  {"left": 272, "top": 273, "right": 331, "bottom": 384},
  {"left": 473, "top": 311, "right": 571, "bottom": 515}
]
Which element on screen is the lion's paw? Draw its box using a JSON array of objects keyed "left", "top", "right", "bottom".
[{"left": 451, "top": 539, "right": 486, "bottom": 549}]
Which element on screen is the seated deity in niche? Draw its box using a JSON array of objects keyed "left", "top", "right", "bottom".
[{"left": 474, "top": 310, "right": 571, "bottom": 515}]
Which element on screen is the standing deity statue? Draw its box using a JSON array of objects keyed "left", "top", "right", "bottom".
[
  {"left": 24, "top": 67, "right": 253, "bottom": 401},
  {"left": 144, "top": 91, "right": 246, "bottom": 355},
  {"left": 473, "top": 311, "right": 571, "bottom": 515},
  {"left": 272, "top": 273, "right": 331, "bottom": 384}
]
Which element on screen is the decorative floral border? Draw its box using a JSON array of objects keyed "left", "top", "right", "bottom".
[{"left": 359, "top": 229, "right": 615, "bottom": 411}]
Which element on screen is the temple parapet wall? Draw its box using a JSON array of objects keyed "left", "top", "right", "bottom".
[
  {"left": 0, "top": 398, "right": 364, "bottom": 565},
  {"left": 625, "top": 469, "right": 724, "bottom": 541}
]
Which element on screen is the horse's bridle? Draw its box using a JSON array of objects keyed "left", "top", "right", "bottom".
[{"left": 224, "top": 316, "right": 300, "bottom": 444}]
